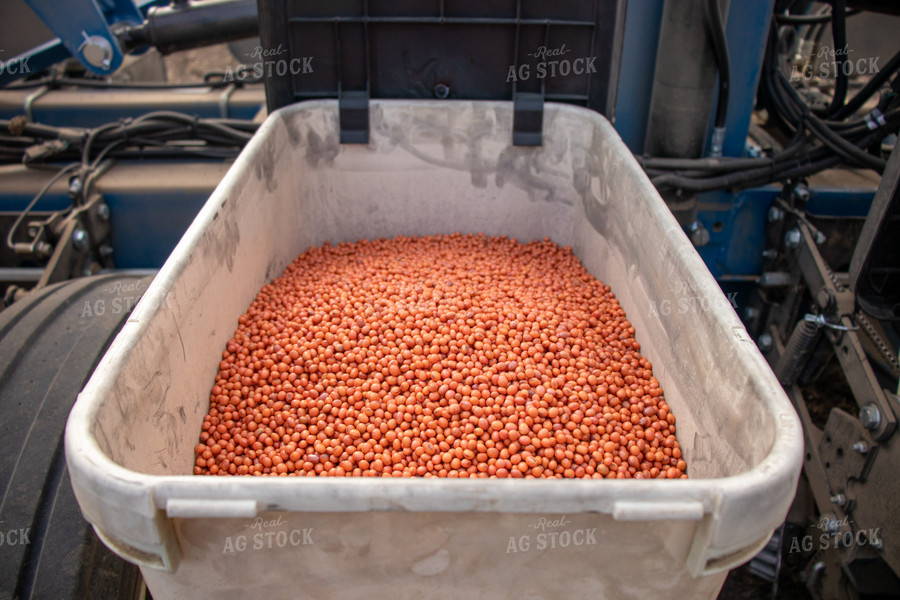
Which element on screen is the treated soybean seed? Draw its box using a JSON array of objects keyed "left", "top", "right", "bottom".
[{"left": 194, "top": 234, "right": 687, "bottom": 479}]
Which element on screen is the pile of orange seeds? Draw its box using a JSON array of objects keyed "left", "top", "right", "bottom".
[{"left": 194, "top": 234, "right": 686, "bottom": 479}]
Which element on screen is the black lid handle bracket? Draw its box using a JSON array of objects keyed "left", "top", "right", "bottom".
[{"left": 513, "top": 92, "right": 544, "bottom": 146}]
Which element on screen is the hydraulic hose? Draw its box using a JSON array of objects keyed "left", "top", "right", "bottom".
[
  {"left": 704, "top": 0, "right": 731, "bottom": 130},
  {"left": 831, "top": 48, "right": 900, "bottom": 120},
  {"left": 825, "top": 0, "right": 849, "bottom": 117}
]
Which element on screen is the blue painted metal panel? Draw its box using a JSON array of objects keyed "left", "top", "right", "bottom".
[
  {"left": 613, "top": 0, "right": 664, "bottom": 153},
  {"left": 103, "top": 191, "right": 207, "bottom": 267},
  {"left": 690, "top": 187, "right": 876, "bottom": 279},
  {"left": 0, "top": 182, "right": 207, "bottom": 269},
  {"left": 24, "top": 0, "right": 137, "bottom": 76},
  {"left": 717, "top": 0, "right": 776, "bottom": 158},
  {"left": 2, "top": 0, "right": 167, "bottom": 86}
]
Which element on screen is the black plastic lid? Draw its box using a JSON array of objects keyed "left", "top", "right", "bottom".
[{"left": 257, "top": 0, "right": 626, "bottom": 144}]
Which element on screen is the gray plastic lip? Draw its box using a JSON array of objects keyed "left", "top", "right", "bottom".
[{"left": 65, "top": 100, "right": 803, "bottom": 582}]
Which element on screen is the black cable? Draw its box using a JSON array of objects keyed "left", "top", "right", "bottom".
[
  {"left": 650, "top": 116, "right": 895, "bottom": 193},
  {"left": 5, "top": 163, "right": 79, "bottom": 251},
  {"left": 0, "top": 112, "right": 258, "bottom": 166},
  {"left": 775, "top": 71, "right": 888, "bottom": 170},
  {"left": 704, "top": 0, "right": 731, "bottom": 129},
  {"left": 761, "top": 25, "right": 806, "bottom": 136},
  {"left": 831, "top": 49, "right": 900, "bottom": 120},
  {"left": 825, "top": 0, "right": 850, "bottom": 117},
  {"left": 639, "top": 126, "right": 808, "bottom": 173},
  {"left": 642, "top": 11, "right": 898, "bottom": 194},
  {"left": 774, "top": 8, "right": 859, "bottom": 24},
  {"left": 81, "top": 121, "right": 124, "bottom": 169},
  {"left": 3, "top": 76, "right": 260, "bottom": 91}
]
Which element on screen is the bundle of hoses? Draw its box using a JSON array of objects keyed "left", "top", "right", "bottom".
[
  {"left": 0, "top": 111, "right": 258, "bottom": 165},
  {"left": 641, "top": 4, "right": 900, "bottom": 194},
  {"left": 1, "top": 111, "right": 258, "bottom": 254}
]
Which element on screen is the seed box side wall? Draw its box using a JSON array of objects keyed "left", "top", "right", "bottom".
[{"left": 65, "top": 100, "right": 803, "bottom": 599}]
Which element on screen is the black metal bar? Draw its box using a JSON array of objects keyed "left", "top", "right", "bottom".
[
  {"left": 120, "top": 0, "right": 259, "bottom": 54},
  {"left": 258, "top": 0, "right": 291, "bottom": 115},
  {"left": 285, "top": 17, "right": 595, "bottom": 26}
]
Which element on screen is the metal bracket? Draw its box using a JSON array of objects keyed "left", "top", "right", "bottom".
[
  {"left": 339, "top": 91, "right": 370, "bottom": 145},
  {"left": 803, "top": 313, "right": 858, "bottom": 332},
  {"left": 513, "top": 92, "right": 544, "bottom": 147},
  {"left": 24, "top": 0, "right": 143, "bottom": 77},
  {"left": 35, "top": 193, "right": 112, "bottom": 288},
  {"left": 819, "top": 408, "right": 878, "bottom": 512}
]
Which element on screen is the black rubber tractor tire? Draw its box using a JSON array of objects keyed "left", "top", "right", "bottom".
[{"left": 0, "top": 274, "right": 154, "bottom": 600}]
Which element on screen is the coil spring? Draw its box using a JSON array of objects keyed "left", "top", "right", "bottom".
[{"left": 775, "top": 318, "right": 820, "bottom": 387}]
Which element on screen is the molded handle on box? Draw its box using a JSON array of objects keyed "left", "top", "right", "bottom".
[
  {"left": 695, "top": 533, "right": 773, "bottom": 576},
  {"left": 166, "top": 498, "right": 259, "bottom": 519},
  {"left": 684, "top": 508, "right": 775, "bottom": 578},
  {"left": 612, "top": 501, "right": 705, "bottom": 521},
  {"left": 93, "top": 524, "right": 181, "bottom": 572}
]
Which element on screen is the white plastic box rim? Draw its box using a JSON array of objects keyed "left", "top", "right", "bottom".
[{"left": 65, "top": 100, "right": 804, "bottom": 583}]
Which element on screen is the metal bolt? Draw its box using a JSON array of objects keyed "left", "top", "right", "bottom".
[
  {"left": 768, "top": 206, "right": 784, "bottom": 222},
  {"left": 816, "top": 288, "right": 836, "bottom": 312},
  {"left": 687, "top": 220, "right": 710, "bottom": 247},
  {"left": 72, "top": 228, "right": 89, "bottom": 251},
  {"left": 784, "top": 228, "right": 801, "bottom": 249},
  {"left": 823, "top": 516, "right": 841, "bottom": 534},
  {"left": 807, "top": 561, "right": 826, "bottom": 587},
  {"left": 27, "top": 225, "right": 39, "bottom": 238},
  {"left": 35, "top": 241, "right": 53, "bottom": 258},
  {"left": 433, "top": 83, "right": 450, "bottom": 99},
  {"left": 830, "top": 494, "right": 847, "bottom": 507},
  {"left": 859, "top": 404, "right": 881, "bottom": 430},
  {"left": 852, "top": 441, "right": 869, "bottom": 454},
  {"left": 744, "top": 307, "right": 760, "bottom": 321},
  {"left": 79, "top": 33, "right": 113, "bottom": 69},
  {"left": 99, "top": 244, "right": 114, "bottom": 258},
  {"left": 96, "top": 202, "right": 110, "bottom": 221},
  {"left": 758, "top": 333, "right": 773, "bottom": 353},
  {"left": 793, "top": 183, "right": 810, "bottom": 203},
  {"left": 760, "top": 271, "right": 792, "bottom": 287},
  {"left": 815, "top": 231, "right": 827, "bottom": 245},
  {"left": 68, "top": 177, "right": 83, "bottom": 198}
]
